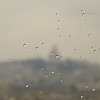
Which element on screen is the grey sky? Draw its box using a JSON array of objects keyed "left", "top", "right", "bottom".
[{"left": 0, "top": 0, "right": 100, "bottom": 63}]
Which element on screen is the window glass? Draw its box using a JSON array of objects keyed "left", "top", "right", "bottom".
[{"left": 0, "top": 0, "right": 100, "bottom": 99}]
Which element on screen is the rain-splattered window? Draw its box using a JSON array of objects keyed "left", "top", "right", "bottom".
[{"left": 0, "top": 0, "right": 100, "bottom": 100}]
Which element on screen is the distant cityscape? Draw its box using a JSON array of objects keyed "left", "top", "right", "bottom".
[{"left": 0, "top": 47, "right": 100, "bottom": 100}]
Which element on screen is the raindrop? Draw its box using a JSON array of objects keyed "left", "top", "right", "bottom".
[
  {"left": 81, "top": 96, "right": 83, "bottom": 99},
  {"left": 56, "top": 55, "right": 59, "bottom": 58},
  {"left": 91, "top": 46, "right": 94, "bottom": 49},
  {"left": 88, "top": 34, "right": 91, "bottom": 37},
  {"left": 80, "top": 56, "right": 82, "bottom": 59},
  {"left": 65, "top": 64, "right": 67, "bottom": 67},
  {"left": 42, "top": 42, "right": 44, "bottom": 45},
  {"left": 86, "top": 86, "right": 88, "bottom": 88},
  {"left": 89, "top": 12, "right": 92, "bottom": 15},
  {"left": 81, "top": 10, "right": 83, "bottom": 12},
  {"left": 45, "top": 75, "right": 47, "bottom": 77},
  {"left": 59, "top": 35, "right": 61, "bottom": 38},
  {"left": 35, "top": 46, "right": 38, "bottom": 49},
  {"left": 23, "top": 43, "right": 26, "bottom": 47},
  {"left": 51, "top": 52, "right": 54, "bottom": 55},
  {"left": 61, "top": 56, "right": 63, "bottom": 60},
  {"left": 26, "top": 84, "right": 29, "bottom": 88},
  {"left": 93, "top": 89, "right": 95, "bottom": 91},
  {"left": 39, "top": 91, "right": 42, "bottom": 94},
  {"left": 82, "top": 12, "right": 85, "bottom": 16},
  {"left": 57, "top": 28, "right": 60, "bottom": 30},
  {"left": 69, "top": 35, "right": 71, "bottom": 38},
  {"left": 56, "top": 12, "right": 58, "bottom": 15},
  {"left": 74, "top": 48, "right": 77, "bottom": 51},
  {"left": 58, "top": 20, "right": 60, "bottom": 22},
  {"left": 81, "top": 10, "right": 85, "bottom": 16},
  {"left": 58, "top": 73, "right": 61, "bottom": 75},
  {"left": 8, "top": 59, "right": 12, "bottom": 61},
  {"left": 42, "top": 68, "right": 44, "bottom": 71},
  {"left": 85, "top": 83, "right": 88, "bottom": 88},
  {"left": 93, "top": 49, "right": 96, "bottom": 52},
  {"left": 52, "top": 72, "right": 54, "bottom": 74}
]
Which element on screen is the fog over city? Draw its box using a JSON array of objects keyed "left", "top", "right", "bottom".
[{"left": 0, "top": 0, "right": 100, "bottom": 100}]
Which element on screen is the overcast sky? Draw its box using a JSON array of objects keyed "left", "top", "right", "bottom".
[{"left": 0, "top": 0, "right": 100, "bottom": 63}]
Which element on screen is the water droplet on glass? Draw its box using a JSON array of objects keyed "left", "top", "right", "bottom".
[
  {"left": 35, "top": 46, "right": 38, "bottom": 49},
  {"left": 42, "top": 42, "right": 44, "bottom": 45},
  {"left": 94, "top": 49, "right": 96, "bottom": 52},
  {"left": 74, "top": 48, "right": 77, "bottom": 51},
  {"left": 26, "top": 84, "right": 29, "bottom": 88},
  {"left": 57, "top": 28, "right": 60, "bottom": 30},
  {"left": 58, "top": 20, "right": 60, "bottom": 22},
  {"left": 86, "top": 86, "right": 88, "bottom": 88},
  {"left": 8, "top": 59, "right": 12, "bottom": 61},
  {"left": 51, "top": 52, "right": 54, "bottom": 55},
  {"left": 42, "top": 68, "right": 44, "bottom": 71},
  {"left": 40, "top": 91, "right": 42, "bottom": 94},
  {"left": 82, "top": 13, "right": 85, "bottom": 16},
  {"left": 52, "top": 72, "right": 54, "bottom": 74},
  {"left": 69, "top": 35, "right": 71, "bottom": 38},
  {"left": 45, "top": 75, "right": 47, "bottom": 77},
  {"left": 93, "top": 89, "right": 95, "bottom": 91},
  {"left": 81, "top": 10, "right": 83, "bottom": 12},
  {"left": 59, "top": 35, "right": 61, "bottom": 38},
  {"left": 61, "top": 56, "right": 63, "bottom": 60},
  {"left": 61, "top": 80, "right": 63, "bottom": 82},
  {"left": 88, "top": 34, "right": 91, "bottom": 37},
  {"left": 80, "top": 56, "right": 82, "bottom": 59},
  {"left": 91, "top": 46, "right": 93, "bottom": 49},
  {"left": 85, "top": 83, "right": 88, "bottom": 88},
  {"left": 56, "top": 55, "right": 59, "bottom": 58},
  {"left": 56, "top": 12, "right": 58, "bottom": 15},
  {"left": 23, "top": 43, "right": 26, "bottom": 47},
  {"left": 58, "top": 73, "right": 61, "bottom": 75},
  {"left": 81, "top": 96, "right": 83, "bottom": 99},
  {"left": 65, "top": 64, "right": 67, "bottom": 67}
]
